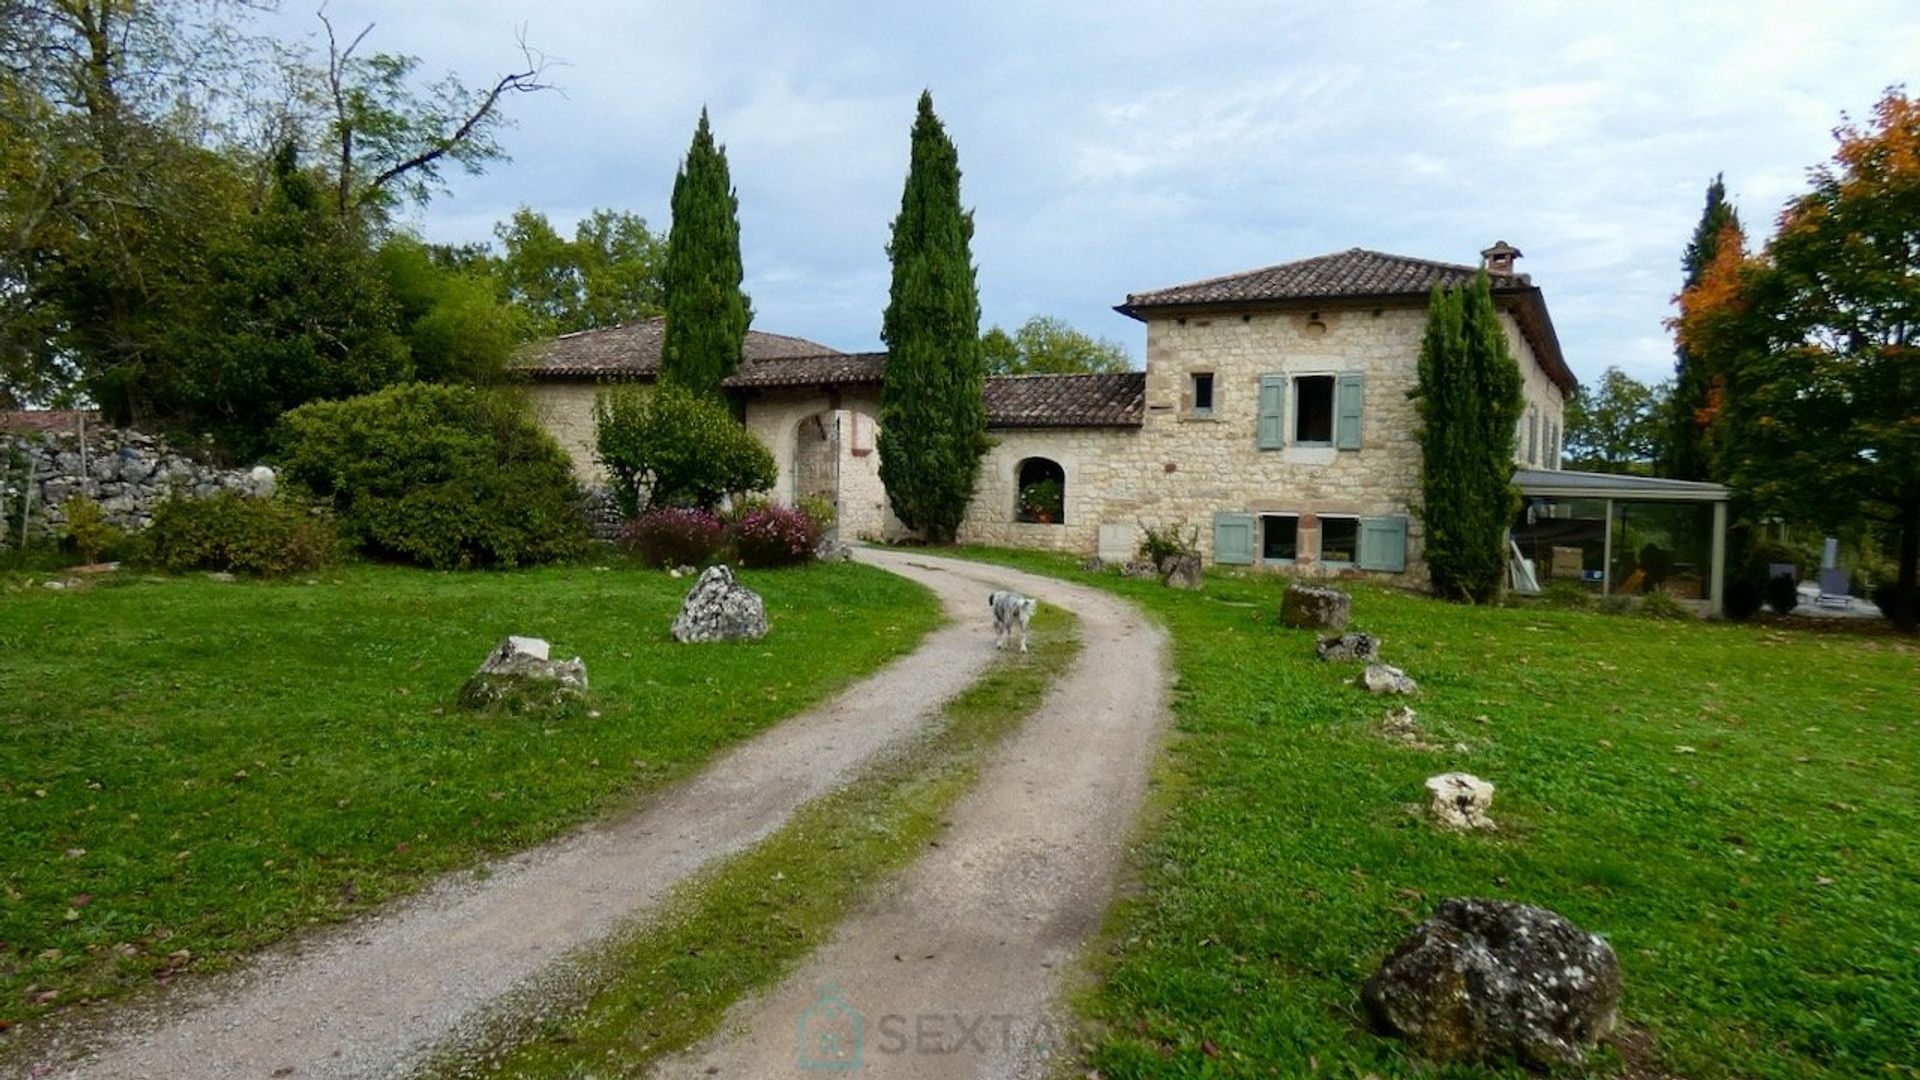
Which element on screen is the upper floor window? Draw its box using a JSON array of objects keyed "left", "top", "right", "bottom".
[
  {"left": 1294, "top": 375, "right": 1335, "bottom": 446},
  {"left": 1190, "top": 372, "right": 1215, "bottom": 416}
]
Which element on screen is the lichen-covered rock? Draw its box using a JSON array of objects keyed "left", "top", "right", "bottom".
[
  {"left": 1079, "top": 556, "right": 1107, "bottom": 573},
  {"left": 1281, "top": 582, "right": 1351, "bottom": 630},
  {"left": 1316, "top": 631, "right": 1381, "bottom": 662},
  {"left": 1358, "top": 662, "right": 1418, "bottom": 695},
  {"left": 1363, "top": 898, "right": 1623, "bottom": 1068},
  {"left": 1425, "top": 772, "right": 1495, "bottom": 830},
  {"left": 1161, "top": 553, "right": 1203, "bottom": 590},
  {"left": 1120, "top": 560, "right": 1160, "bottom": 580},
  {"left": 671, "top": 564, "right": 769, "bottom": 643},
  {"left": 457, "top": 635, "right": 589, "bottom": 712}
]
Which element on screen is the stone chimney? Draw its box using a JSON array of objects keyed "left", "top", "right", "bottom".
[{"left": 1480, "top": 241, "right": 1522, "bottom": 275}]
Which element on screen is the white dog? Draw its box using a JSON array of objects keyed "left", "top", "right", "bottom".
[{"left": 989, "top": 591, "right": 1038, "bottom": 652}]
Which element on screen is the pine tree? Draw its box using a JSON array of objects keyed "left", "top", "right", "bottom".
[
  {"left": 659, "top": 109, "right": 750, "bottom": 399},
  {"left": 1660, "top": 174, "right": 1739, "bottom": 479},
  {"left": 1411, "top": 272, "right": 1525, "bottom": 603},
  {"left": 877, "top": 92, "right": 988, "bottom": 542}
]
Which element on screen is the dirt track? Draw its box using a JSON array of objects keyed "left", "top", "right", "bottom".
[{"left": 661, "top": 550, "right": 1170, "bottom": 1078}]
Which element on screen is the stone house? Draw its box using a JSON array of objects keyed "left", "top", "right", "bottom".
[{"left": 520, "top": 244, "right": 1604, "bottom": 588}]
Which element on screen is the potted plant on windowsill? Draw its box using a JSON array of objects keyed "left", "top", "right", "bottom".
[{"left": 1018, "top": 479, "right": 1064, "bottom": 525}]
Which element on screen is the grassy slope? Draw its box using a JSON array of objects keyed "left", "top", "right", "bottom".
[
  {"left": 430, "top": 605, "right": 1080, "bottom": 1077},
  {"left": 0, "top": 561, "right": 941, "bottom": 1022},
  {"left": 949, "top": 548, "right": 1919, "bottom": 1080}
]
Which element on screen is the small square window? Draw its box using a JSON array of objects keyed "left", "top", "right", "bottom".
[
  {"left": 1319, "top": 516, "right": 1358, "bottom": 564},
  {"left": 1261, "top": 514, "right": 1298, "bottom": 562},
  {"left": 1294, "top": 375, "right": 1334, "bottom": 445},
  {"left": 1190, "top": 373, "right": 1215, "bottom": 415}
]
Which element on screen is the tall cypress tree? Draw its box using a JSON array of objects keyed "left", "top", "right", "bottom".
[
  {"left": 877, "top": 91, "right": 988, "bottom": 541},
  {"left": 1660, "top": 174, "right": 1739, "bottom": 479},
  {"left": 659, "top": 108, "right": 750, "bottom": 399},
  {"left": 1411, "top": 272, "right": 1525, "bottom": 603}
]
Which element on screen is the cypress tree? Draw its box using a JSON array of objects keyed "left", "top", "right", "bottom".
[
  {"left": 1660, "top": 174, "right": 1739, "bottom": 480},
  {"left": 659, "top": 108, "right": 750, "bottom": 399},
  {"left": 877, "top": 91, "right": 988, "bottom": 542},
  {"left": 1411, "top": 272, "right": 1525, "bottom": 603}
]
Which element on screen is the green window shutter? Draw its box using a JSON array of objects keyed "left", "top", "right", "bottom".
[
  {"left": 1213, "top": 512, "right": 1255, "bottom": 565},
  {"left": 1357, "top": 516, "right": 1408, "bottom": 572},
  {"left": 1335, "top": 371, "right": 1364, "bottom": 449},
  {"left": 1527, "top": 412, "right": 1539, "bottom": 463},
  {"left": 1256, "top": 375, "right": 1286, "bottom": 449}
]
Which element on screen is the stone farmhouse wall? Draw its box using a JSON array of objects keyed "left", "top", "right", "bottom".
[
  {"left": 526, "top": 302, "right": 1566, "bottom": 582},
  {"left": 1, "top": 426, "right": 274, "bottom": 540},
  {"left": 957, "top": 304, "right": 1566, "bottom": 579}
]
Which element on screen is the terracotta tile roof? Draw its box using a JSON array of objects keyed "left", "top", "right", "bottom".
[
  {"left": 723, "top": 357, "right": 1145, "bottom": 428},
  {"left": 516, "top": 317, "right": 842, "bottom": 380},
  {"left": 1118, "top": 248, "right": 1530, "bottom": 310},
  {"left": 1117, "top": 247, "right": 1578, "bottom": 395},
  {"left": 723, "top": 352, "right": 886, "bottom": 388},
  {"left": 984, "top": 372, "right": 1145, "bottom": 428},
  {"left": 0, "top": 409, "right": 100, "bottom": 435}
]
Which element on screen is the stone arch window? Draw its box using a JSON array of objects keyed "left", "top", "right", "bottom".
[{"left": 1015, "top": 457, "right": 1066, "bottom": 524}]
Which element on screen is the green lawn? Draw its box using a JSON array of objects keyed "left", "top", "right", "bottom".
[
  {"left": 0, "top": 561, "right": 941, "bottom": 1024},
  {"left": 950, "top": 549, "right": 1920, "bottom": 1080}
]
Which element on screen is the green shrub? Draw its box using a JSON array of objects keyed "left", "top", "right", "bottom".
[
  {"left": 795, "top": 495, "right": 837, "bottom": 533},
  {"left": 278, "top": 383, "right": 588, "bottom": 570},
  {"left": 1138, "top": 519, "right": 1198, "bottom": 568},
  {"left": 733, "top": 503, "right": 823, "bottom": 568},
  {"left": 593, "top": 383, "right": 775, "bottom": 514},
  {"left": 57, "top": 497, "right": 124, "bottom": 565},
  {"left": 1595, "top": 593, "right": 1634, "bottom": 615},
  {"left": 1764, "top": 572, "right": 1801, "bottom": 615},
  {"left": 1723, "top": 576, "right": 1763, "bottom": 621},
  {"left": 1537, "top": 581, "right": 1592, "bottom": 609},
  {"left": 1637, "top": 590, "right": 1693, "bottom": 621},
  {"left": 144, "top": 492, "right": 343, "bottom": 575},
  {"left": 618, "top": 508, "right": 729, "bottom": 569}
]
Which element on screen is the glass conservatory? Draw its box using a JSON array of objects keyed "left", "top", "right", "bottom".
[{"left": 1509, "top": 469, "right": 1730, "bottom": 613}]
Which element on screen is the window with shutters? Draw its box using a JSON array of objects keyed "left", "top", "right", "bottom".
[
  {"left": 1294, "top": 375, "right": 1335, "bottom": 446},
  {"left": 1260, "top": 514, "right": 1299, "bottom": 562},
  {"left": 1319, "top": 515, "right": 1359, "bottom": 565}
]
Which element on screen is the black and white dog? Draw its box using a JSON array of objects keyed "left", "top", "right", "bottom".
[{"left": 989, "top": 591, "right": 1038, "bottom": 652}]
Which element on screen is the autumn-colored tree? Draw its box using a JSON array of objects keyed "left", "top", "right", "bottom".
[
  {"left": 1675, "top": 88, "right": 1920, "bottom": 631},
  {"left": 1660, "top": 175, "right": 1740, "bottom": 479}
]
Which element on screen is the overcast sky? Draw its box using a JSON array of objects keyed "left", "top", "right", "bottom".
[{"left": 269, "top": 1, "right": 1917, "bottom": 387}]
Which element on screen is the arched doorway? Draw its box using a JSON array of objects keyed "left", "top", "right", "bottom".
[
  {"left": 1015, "top": 457, "right": 1066, "bottom": 524},
  {"left": 793, "top": 412, "right": 839, "bottom": 514}
]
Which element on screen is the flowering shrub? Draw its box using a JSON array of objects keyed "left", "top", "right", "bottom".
[
  {"left": 618, "top": 507, "right": 729, "bottom": 568},
  {"left": 732, "top": 503, "right": 823, "bottom": 568}
]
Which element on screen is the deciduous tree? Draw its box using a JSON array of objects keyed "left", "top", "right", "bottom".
[
  {"left": 1564, "top": 367, "right": 1666, "bottom": 474},
  {"left": 1676, "top": 88, "right": 1920, "bottom": 631},
  {"left": 877, "top": 92, "right": 988, "bottom": 542},
  {"left": 980, "top": 315, "right": 1132, "bottom": 375}
]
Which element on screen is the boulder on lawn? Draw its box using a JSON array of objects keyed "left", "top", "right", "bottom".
[
  {"left": 1079, "top": 556, "right": 1107, "bottom": 573},
  {"left": 1316, "top": 631, "right": 1381, "bottom": 662},
  {"left": 458, "top": 635, "right": 588, "bottom": 712},
  {"left": 1358, "top": 662, "right": 1418, "bottom": 695},
  {"left": 1362, "top": 898, "right": 1623, "bottom": 1068},
  {"left": 1424, "top": 772, "right": 1495, "bottom": 830},
  {"left": 671, "top": 564, "right": 769, "bottom": 643},
  {"left": 1161, "top": 553, "right": 1203, "bottom": 590},
  {"left": 1281, "top": 582, "right": 1351, "bottom": 630},
  {"left": 1120, "top": 560, "right": 1160, "bottom": 580}
]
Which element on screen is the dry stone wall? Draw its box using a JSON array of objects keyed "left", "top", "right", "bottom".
[{"left": 1, "top": 427, "right": 274, "bottom": 540}]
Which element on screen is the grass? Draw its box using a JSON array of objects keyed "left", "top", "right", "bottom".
[
  {"left": 0, "top": 560, "right": 942, "bottom": 1026},
  {"left": 425, "top": 605, "right": 1079, "bottom": 1077},
  {"left": 946, "top": 547, "right": 1920, "bottom": 1080}
]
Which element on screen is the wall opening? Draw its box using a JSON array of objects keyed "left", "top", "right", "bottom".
[{"left": 1015, "top": 457, "right": 1066, "bottom": 524}]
